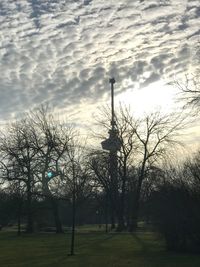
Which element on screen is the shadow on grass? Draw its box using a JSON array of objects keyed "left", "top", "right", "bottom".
[{"left": 130, "top": 232, "right": 148, "bottom": 253}]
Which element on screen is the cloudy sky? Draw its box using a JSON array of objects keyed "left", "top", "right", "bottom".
[{"left": 0, "top": 0, "right": 199, "bottom": 135}]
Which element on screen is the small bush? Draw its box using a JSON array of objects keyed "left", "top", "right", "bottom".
[{"left": 149, "top": 183, "right": 200, "bottom": 253}]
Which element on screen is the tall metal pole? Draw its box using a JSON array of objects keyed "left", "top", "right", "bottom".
[
  {"left": 101, "top": 78, "right": 121, "bottom": 229},
  {"left": 69, "top": 162, "right": 76, "bottom": 256},
  {"left": 109, "top": 78, "right": 118, "bottom": 229},
  {"left": 110, "top": 78, "right": 115, "bottom": 130}
]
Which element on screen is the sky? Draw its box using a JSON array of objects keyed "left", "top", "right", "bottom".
[{"left": 0, "top": 0, "right": 199, "bottom": 144}]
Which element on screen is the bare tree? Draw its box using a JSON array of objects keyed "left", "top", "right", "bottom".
[
  {"left": 175, "top": 42, "right": 199, "bottom": 112},
  {"left": 0, "top": 119, "right": 39, "bottom": 233},
  {"left": 93, "top": 105, "right": 186, "bottom": 231},
  {"left": 26, "top": 106, "right": 75, "bottom": 233},
  {"left": 60, "top": 137, "right": 93, "bottom": 255},
  {"left": 127, "top": 111, "right": 185, "bottom": 230},
  {"left": 89, "top": 150, "right": 117, "bottom": 229},
  {"left": 176, "top": 72, "right": 200, "bottom": 111},
  {"left": 0, "top": 106, "right": 76, "bottom": 233},
  {"left": 181, "top": 150, "right": 200, "bottom": 192}
]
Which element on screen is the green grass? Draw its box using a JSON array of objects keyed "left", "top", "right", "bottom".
[{"left": 0, "top": 228, "right": 200, "bottom": 267}]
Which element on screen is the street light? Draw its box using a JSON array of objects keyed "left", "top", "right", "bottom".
[
  {"left": 47, "top": 164, "right": 76, "bottom": 256},
  {"left": 69, "top": 161, "right": 76, "bottom": 256}
]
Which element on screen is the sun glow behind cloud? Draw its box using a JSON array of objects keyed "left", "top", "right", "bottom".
[
  {"left": 114, "top": 79, "right": 200, "bottom": 154},
  {"left": 115, "top": 80, "right": 180, "bottom": 117}
]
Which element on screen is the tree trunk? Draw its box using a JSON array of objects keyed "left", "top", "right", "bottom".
[
  {"left": 17, "top": 197, "right": 22, "bottom": 236},
  {"left": 110, "top": 151, "right": 126, "bottom": 231},
  {"left": 116, "top": 213, "right": 125, "bottom": 231},
  {"left": 110, "top": 211, "right": 116, "bottom": 229},
  {"left": 110, "top": 196, "right": 116, "bottom": 230},
  {"left": 42, "top": 172, "right": 63, "bottom": 233},
  {"left": 116, "top": 161, "right": 127, "bottom": 232},
  {"left": 129, "top": 172, "right": 144, "bottom": 232},
  {"left": 51, "top": 198, "right": 63, "bottom": 233},
  {"left": 105, "top": 195, "right": 108, "bottom": 233},
  {"left": 129, "top": 157, "right": 146, "bottom": 232},
  {"left": 116, "top": 199, "right": 125, "bottom": 231},
  {"left": 26, "top": 178, "right": 33, "bottom": 233},
  {"left": 129, "top": 199, "right": 140, "bottom": 231}
]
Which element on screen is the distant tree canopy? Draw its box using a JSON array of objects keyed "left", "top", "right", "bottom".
[
  {"left": 148, "top": 153, "right": 200, "bottom": 253},
  {"left": 1, "top": 103, "right": 200, "bottom": 253}
]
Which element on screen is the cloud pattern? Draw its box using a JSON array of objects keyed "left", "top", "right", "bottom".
[{"left": 0, "top": 0, "right": 199, "bottom": 120}]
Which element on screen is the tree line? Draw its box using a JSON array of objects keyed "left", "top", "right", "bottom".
[{"left": 0, "top": 72, "right": 200, "bottom": 253}]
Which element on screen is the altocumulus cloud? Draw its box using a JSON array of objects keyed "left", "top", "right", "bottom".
[{"left": 0, "top": 0, "right": 199, "bottom": 120}]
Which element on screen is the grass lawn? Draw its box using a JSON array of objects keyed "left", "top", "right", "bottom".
[{"left": 0, "top": 228, "right": 200, "bottom": 267}]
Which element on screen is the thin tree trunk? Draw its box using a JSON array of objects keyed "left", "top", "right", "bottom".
[
  {"left": 17, "top": 197, "right": 22, "bottom": 236},
  {"left": 110, "top": 211, "right": 116, "bottom": 229},
  {"left": 129, "top": 156, "right": 146, "bottom": 232},
  {"left": 129, "top": 171, "right": 145, "bottom": 231},
  {"left": 129, "top": 197, "right": 140, "bottom": 231},
  {"left": 116, "top": 161, "right": 127, "bottom": 232},
  {"left": 26, "top": 178, "right": 33, "bottom": 233},
  {"left": 51, "top": 198, "right": 63, "bottom": 233},
  {"left": 105, "top": 194, "right": 108, "bottom": 233}
]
